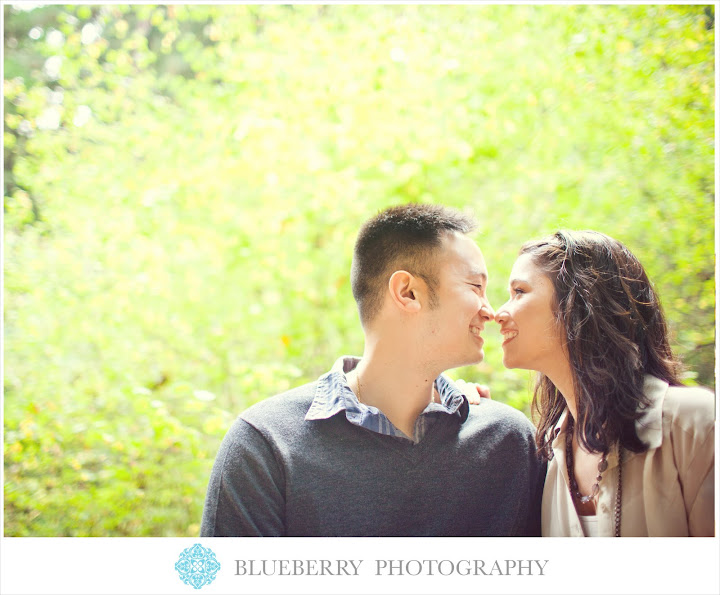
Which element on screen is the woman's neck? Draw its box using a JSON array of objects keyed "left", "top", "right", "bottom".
[{"left": 544, "top": 362, "right": 577, "bottom": 421}]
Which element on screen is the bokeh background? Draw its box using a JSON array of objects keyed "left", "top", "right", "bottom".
[{"left": 3, "top": 4, "right": 715, "bottom": 536}]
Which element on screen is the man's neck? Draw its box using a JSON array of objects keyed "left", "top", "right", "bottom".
[{"left": 350, "top": 343, "right": 440, "bottom": 439}]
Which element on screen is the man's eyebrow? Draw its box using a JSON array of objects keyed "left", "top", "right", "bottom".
[{"left": 468, "top": 270, "right": 488, "bottom": 282}]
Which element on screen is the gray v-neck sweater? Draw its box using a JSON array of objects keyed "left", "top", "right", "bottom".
[{"left": 201, "top": 382, "right": 545, "bottom": 536}]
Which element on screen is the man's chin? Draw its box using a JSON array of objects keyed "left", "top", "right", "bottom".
[
  {"left": 442, "top": 350, "right": 485, "bottom": 371},
  {"left": 461, "top": 351, "right": 485, "bottom": 367}
]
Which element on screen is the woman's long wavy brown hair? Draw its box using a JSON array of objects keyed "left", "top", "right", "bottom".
[{"left": 521, "top": 230, "right": 684, "bottom": 459}]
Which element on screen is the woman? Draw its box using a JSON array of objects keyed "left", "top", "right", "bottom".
[{"left": 492, "top": 230, "right": 714, "bottom": 537}]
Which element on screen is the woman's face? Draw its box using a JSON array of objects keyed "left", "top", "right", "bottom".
[{"left": 494, "top": 253, "right": 567, "bottom": 375}]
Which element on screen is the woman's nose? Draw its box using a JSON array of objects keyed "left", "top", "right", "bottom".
[{"left": 494, "top": 307, "right": 509, "bottom": 323}]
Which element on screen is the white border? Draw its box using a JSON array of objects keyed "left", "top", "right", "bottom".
[{"left": 2, "top": 2, "right": 718, "bottom": 595}]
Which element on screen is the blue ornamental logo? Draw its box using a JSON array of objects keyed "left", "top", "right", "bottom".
[{"left": 175, "top": 543, "right": 221, "bottom": 589}]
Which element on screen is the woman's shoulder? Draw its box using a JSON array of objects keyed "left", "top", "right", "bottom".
[{"left": 659, "top": 380, "right": 715, "bottom": 434}]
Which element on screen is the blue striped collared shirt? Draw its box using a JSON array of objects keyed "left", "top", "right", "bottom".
[{"left": 305, "top": 355, "right": 470, "bottom": 443}]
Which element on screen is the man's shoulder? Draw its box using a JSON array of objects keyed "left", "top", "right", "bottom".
[
  {"left": 464, "top": 398, "right": 535, "bottom": 435},
  {"left": 239, "top": 381, "right": 318, "bottom": 428},
  {"left": 456, "top": 401, "right": 541, "bottom": 472}
]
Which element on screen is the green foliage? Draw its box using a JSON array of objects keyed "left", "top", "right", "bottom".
[{"left": 3, "top": 4, "right": 715, "bottom": 536}]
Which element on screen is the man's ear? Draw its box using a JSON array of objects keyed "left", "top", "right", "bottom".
[{"left": 388, "top": 270, "right": 423, "bottom": 313}]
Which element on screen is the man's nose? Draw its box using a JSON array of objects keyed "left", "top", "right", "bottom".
[{"left": 480, "top": 301, "right": 495, "bottom": 321}]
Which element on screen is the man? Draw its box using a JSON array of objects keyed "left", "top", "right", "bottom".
[{"left": 201, "top": 204, "right": 544, "bottom": 536}]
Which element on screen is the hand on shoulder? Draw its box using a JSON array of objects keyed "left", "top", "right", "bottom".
[{"left": 453, "top": 379, "right": 491, "bottom": 404}]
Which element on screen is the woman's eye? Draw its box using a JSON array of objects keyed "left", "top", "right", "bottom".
[{"left": 513, "top": 288, "right": 525, "bottom": 296}]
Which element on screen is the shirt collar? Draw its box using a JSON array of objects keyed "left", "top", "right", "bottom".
[
  {"left": 305, "top": 355, "right": 469, "bottom": 422},
  {"left": 635, "top": 374, "right": 667, "bottom": 449}
]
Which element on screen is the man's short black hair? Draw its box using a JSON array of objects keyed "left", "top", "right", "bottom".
[{"left": 350, "top": 203, "right": 477, "bottom": 326}]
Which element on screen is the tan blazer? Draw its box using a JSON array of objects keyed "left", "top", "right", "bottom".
[{"left": 542, "top": 375, "right": 715, "bottom": 537}]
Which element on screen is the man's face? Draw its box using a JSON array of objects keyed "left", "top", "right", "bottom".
[{"left": 421, "top": 232, "right": 494, "bottom": 370}]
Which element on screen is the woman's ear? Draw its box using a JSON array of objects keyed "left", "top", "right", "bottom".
[{"left": 388, "top": 270, "right": 422, "bottom": 313}]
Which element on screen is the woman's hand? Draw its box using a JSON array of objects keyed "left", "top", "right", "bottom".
[{"left": 453, "top": 379, "right": 491, "bottom": 404}]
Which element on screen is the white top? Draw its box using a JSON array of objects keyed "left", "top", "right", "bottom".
[
  {"left": 579, "top": 515, "right": 599, "bottom": 537},
  {"left": 542, "top": 375, "right": 715, "bottom": 537}
]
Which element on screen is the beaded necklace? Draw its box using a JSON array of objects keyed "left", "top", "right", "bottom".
[{"left": 565, "top": 417, "right": 623, "bottom": 537}]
